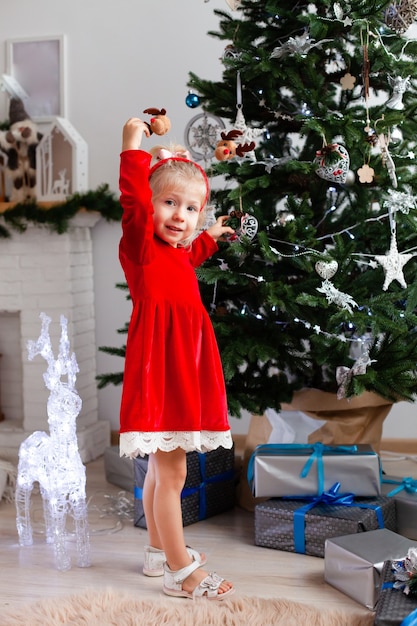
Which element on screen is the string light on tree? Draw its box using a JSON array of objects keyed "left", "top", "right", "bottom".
[{"left": 174, "top": 1, "right": 417, "bottom": 412}]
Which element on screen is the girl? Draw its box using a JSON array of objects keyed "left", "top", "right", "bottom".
[{"left": 119, "top": 117, "right": 235, "bottom": 600}]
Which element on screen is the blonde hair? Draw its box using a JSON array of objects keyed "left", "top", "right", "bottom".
[
  {"left": 148, "top": 144, "right": 209, "bottom": 244},
  {"left": 149, "top": 143, "right": 208, "bottom": 207}
]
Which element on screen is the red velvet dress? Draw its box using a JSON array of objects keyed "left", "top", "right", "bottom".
[{"left": 118, "top": 150, "right": 232, "bottom": 457}]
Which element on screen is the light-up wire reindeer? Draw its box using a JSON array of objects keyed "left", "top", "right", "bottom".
[{"left": 15, "top": 312, "right": 91, "bottom": 571}]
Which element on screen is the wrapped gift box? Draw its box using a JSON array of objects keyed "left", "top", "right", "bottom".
[
  {"left": 375, "top": 559, "right": 417, "bottom": 625},
  {"left": 254, "top": 493, "right": 396, "bottom": 558},
  {"left": 134, "top": 446, "right": 235, "bottom": 528},
  {"left": 248, "top": 443, "right": 381, "bottom": 498},
  {"left": 104, "top": 446, "right": 134, "bottom": 492},
  {"left": 381, "top": 476, "right": 417, "bottom": 540},
  {"left": 324, "top": 529, "right": 412, "bottom": 610},
  {"left": 134, "top": 456, "right": 149, "bottom": 529}
]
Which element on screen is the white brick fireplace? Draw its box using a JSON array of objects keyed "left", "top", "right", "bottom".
[{"left": 0, "top": 211, "right": 110, "bottom": 463}]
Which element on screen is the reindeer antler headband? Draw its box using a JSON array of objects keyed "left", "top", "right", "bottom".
[{"left": 149, "top": 148, "right": 210, "bottom": 210}]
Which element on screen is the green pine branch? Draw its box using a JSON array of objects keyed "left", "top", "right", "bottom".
[
  {"left": 0, "top": 184, "right": 122, "bottom": 238},
  {"left": 186, "top": 0, "right": 417, "bottom": 414}
]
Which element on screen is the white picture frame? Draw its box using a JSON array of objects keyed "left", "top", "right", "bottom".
[{"left": 6, "top": 35, "right": 66, "bottom": 122}]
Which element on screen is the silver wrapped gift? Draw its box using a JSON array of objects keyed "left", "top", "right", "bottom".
[
  {"left": 381, "top": 476, "right": 417, "bottom": 540},
  {"left": 324, "top": 529, "right": 412, "bottom": 610},
  {"left": 104, "top": 446, "right": 134, "bottom": 492},
  {"left": 248, "top": 443, "right": 381, "bottom": 497}
]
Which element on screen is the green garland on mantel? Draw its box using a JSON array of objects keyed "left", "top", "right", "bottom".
[{"left": 0, "top": 184, "right": 122, "bottom": 238}]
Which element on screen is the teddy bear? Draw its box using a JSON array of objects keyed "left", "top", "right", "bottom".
[{"left": 0, "top": 97, "right": 43, "bottom": 203}]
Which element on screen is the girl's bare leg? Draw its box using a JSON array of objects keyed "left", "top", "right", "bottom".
[
  {"left": 152, "top": 448, "right": 233, "bottom": 595},
  {"left": 143, "top": 453, "right": 206, "bottom": 564},
  {"left": 142, "top": 454, "right": 161, "bottom": 548}
]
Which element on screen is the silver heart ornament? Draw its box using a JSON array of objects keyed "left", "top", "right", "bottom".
[{"left": 315, "top": 259, "right": 338, "bottom": 279}]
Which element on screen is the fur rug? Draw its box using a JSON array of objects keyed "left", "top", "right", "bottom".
[{"left": 2, "top": 588, "right": 374, "bottom": 626}]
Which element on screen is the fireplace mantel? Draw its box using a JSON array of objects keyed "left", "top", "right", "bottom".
[{"left": 0, "top": 210, "right": 110, "bottom": 463}]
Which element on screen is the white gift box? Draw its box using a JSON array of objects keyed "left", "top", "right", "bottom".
[{"left": 247, "top": 443, "right": 381, "bottom": 497}]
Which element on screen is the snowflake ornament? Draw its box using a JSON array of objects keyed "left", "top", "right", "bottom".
[
  {"left": 184, "top": 112, "right": 225, "bottom": 162},
  {"left": 383, "top": 188, "right": 417, "bottom": 215},
  {"left": 271, "top": 31, "right": 332, "bottom": 59}
]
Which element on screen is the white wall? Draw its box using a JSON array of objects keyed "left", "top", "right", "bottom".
[{"left": 1, "top": 0, "right": 416, "bottom": 439}]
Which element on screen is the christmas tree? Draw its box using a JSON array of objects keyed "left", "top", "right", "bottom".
[{"left": 186, "top": 0, "right": 417, "bottom": 417}]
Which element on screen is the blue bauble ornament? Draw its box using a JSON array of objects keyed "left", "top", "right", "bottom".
[{"left": 185, "top": 92, "right": 200, "bottom": 108}]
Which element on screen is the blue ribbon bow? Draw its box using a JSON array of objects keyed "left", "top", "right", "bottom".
[
  {"left": 288, "top": 482, "right": 384, "bottom": 554},
  {"left": 382, "top": 476, "right": 417, "bottom": 497},
  {"left": 247, "top": 442, "right": 359, "bottom": 496}
]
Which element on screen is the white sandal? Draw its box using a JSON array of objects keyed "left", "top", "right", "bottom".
[
  {"left": 143, "top": 544, "right": 206, "bottom": 577},
  {"left": 163, "top": 559, "right": 234, "bottom": 600}
]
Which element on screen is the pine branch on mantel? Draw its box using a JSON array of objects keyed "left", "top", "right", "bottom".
[{"left": 0, "top": 184, "right": 122, "bottom": 238}]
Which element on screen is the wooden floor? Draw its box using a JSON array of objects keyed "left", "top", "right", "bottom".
[{"left": 0, "top": 448, "right": 416, "bottom": 617}]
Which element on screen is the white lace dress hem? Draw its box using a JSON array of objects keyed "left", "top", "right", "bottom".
[{"left": 119, "top": 430, "right": 233, "bottom": 458}]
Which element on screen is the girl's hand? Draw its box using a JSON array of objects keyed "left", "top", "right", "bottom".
[
  {"left": 206, "top": 215, "right": 235, "bottom": 242},
  {"left": 122, "top": 117, "right": 150, "bottom": 152}
]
